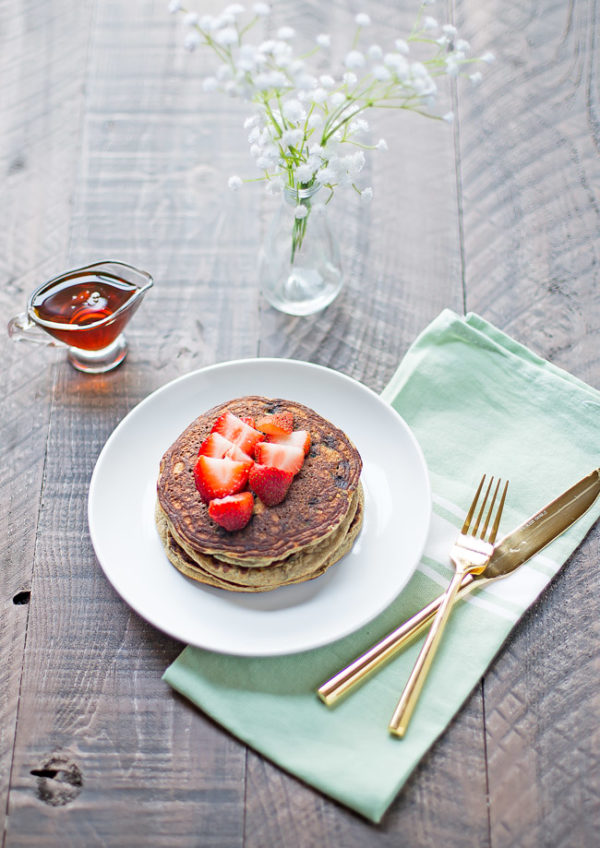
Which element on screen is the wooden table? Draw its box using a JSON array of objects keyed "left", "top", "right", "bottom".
[{"left": 2, "top": 1, "right": 598, "bottom": 845}]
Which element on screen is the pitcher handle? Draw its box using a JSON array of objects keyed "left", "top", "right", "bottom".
[{"left": 7, "top": 313, "right": 63, "bottom": 347}]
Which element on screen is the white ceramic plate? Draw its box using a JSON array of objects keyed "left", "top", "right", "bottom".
[{"left": 88, "top": 359, "right": 431, "bottom": 656}]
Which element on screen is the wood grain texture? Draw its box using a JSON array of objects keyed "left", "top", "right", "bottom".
[{"left": 2, "top": 0, "right": 599, "bottom": 844}]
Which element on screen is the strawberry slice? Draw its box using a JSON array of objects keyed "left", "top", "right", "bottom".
[
  {"left": 193, "top": 455, "right": 252, "bottom": 503},
  {"left": 211, "top": 411, "right": 264, "bottom": 456},
  {"left": 240, "top": 416, "right": 256, "bottom": 428},
  {"left": 249, "top": 464, "right": 294, "bottom": 506},
  {"left": 255, "top": 411, "right": 294, "bottom": 437},
  {"left": 254, "top": 442, "right": 304, "bottom": 475},
  {"left": 208, "top": 492, "right": 254, "bottom": 531},
  {"left": 266, "top": 429, "right": 311, "bottom": 456},
  {"left": 199, "top": 432, "right": 252, "bottom": 463}
]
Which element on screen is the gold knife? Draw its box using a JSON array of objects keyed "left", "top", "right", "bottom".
[{"left": 318, "top": 467, "right": 600, "bottom": 707}]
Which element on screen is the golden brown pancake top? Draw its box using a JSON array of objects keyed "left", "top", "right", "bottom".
[{"left": 156, "top": 396, "right": 362, "bottom": 562}]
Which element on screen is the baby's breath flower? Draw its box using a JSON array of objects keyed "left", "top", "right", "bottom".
[
  {"left": 277, "top": 26, "right": 295, "bottom": 40},
  {"left": 184, "top": 30, "right": 201, "bottom": 50},
  {"left": 171, "top": 0, "right": 492, "bottom": 231},
  {"left": 344, "top": 50, "right": 365, "bottom": 70},
  {"left": 442, "top": 111, "right": 454, "bottom": 123},
  {"left": 481, "top": 51, "right": 495, "bottom": 63}
]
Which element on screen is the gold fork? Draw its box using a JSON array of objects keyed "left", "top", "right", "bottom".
[{"left": 388, "top": 474, "right": 508, "bottom": 737}]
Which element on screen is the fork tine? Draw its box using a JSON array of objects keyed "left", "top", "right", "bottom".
[
  {"left": 479, "top": 478, "right": 500, "bottom": 538},
  {"left": 471, "top": 476, "right": 494, "bottom": 536},
  {"left": 488, "top": 480, "right": 509, "bottom": 543},
  {"left": 461, "top": 474, "right": 486, "bottom": 534}
]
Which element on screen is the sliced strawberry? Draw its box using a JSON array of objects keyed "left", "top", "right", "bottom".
[
  {"left": 240, "top": 415, "right": 255, "bottom": 428},
  {"left": 199, "top": 432, "right": 252, "bottom": 463},
  {"left": 208, "top": 492, "right": 254, "bottom": 531},
  {"left": 266, "top": 429, "right": 311, "bottom": 456},
  {"left": 211, "top": 411, "right": 264, "bottom": 456},
  {"left": 255, "top": 411, "right": 294, "bottom": 437},
  {"left": 254, "top": 442, "right": 304, "bottom": 475},
  {"left": 193, "top": 455, "right": 252, "bottom": 503},
  {"left": 248, "top": 463, "right": 294, "bottom": 506}
]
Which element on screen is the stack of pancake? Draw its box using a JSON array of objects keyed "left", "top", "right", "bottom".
[{"left": 155, "top": 396, "right": 363, "bottom": 592}]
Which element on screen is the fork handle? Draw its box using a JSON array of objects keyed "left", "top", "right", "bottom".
[
  {"left": 318, "top": 573, "right": 482, "bottom": 706},
  {"left": 388, "top": 569, "right": 466, "bottom": 737}
]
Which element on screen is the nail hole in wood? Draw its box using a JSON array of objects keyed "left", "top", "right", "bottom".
[{"left": 13, "top": 591, "right": 31, "bottom": 605}]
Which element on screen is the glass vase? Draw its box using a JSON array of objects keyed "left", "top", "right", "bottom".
[{"left": 259, "top": 185, "right": 343, "bottom": 316}]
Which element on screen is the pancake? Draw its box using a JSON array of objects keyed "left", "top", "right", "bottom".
[
  {"left": 156, "top": 396, "right": 362, "bottom": 565},
  {"left": 155, "top": 486, "right": 364, "bottom": 592}
]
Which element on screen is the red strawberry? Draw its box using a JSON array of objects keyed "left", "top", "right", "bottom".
[
  {"left": 255, "top": 442, "right": 304, "bottom": 475},
  {"left": 199, "top": 432, "right": 252, "bottom": 463},
  {"left": 266, "top": 429, "right": 311, "bottom": 455},
  {"left": 211, "top": 411, "right": 264, "bottom": 456},
  {"left": 193, "top": 455, "right": 252, "bottom": 503},
  {"left": 248, "top": 464, "right": 294, "bottom": 506},
  {"left": 255, "top": 411, "right": 294, "bottom": 437},
  {"left": 208, "top": 492, "right": 254, "bottom": 531},
  {"left": 240, "top": 416, "right": 255, "bottom": 428}
]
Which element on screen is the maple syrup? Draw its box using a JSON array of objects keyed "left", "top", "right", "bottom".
[{"left": 32, "top": 272, "right": 141, "bottom": 351}]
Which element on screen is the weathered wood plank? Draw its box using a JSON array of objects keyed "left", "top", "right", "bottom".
[
  {"left": 0, "top": 0, "right": 96, "bottom": 839},
  {"left": 457, "top": 0, "right": 600, "bottom": 844}
]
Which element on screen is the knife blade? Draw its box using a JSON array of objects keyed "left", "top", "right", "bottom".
[{"left": 318, "top": 468, "right": 600, "bottom": 706}]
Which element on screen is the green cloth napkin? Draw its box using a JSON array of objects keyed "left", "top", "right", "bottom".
[{"left": 163, "top": 310, "right": 600, "bottom": 823}]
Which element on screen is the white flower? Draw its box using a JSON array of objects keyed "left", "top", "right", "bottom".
[
  {"left": 355, "top": 13, "right": 371, "bottom": 26},
  {"left": 281, "top": 128, "right": 303, "bottom": 147},
  {"left": 345, "top": 50, "right": 365, "bottom": 70},
  {"left": 294, "top": 205, "right": 308, "bottom": 219},
  {"left": 215, "top": 26, "right": 238, "bottom": 46},
  {"left": 343, "top": 71, "right": 358, "bottom": 86},
  {"left": 367, "top": 44, "right": 383, "bottom": 61},
  {"left": 423, "top": 16, "right": 438, "bottom": 31},
  {"left": 184, "top": 30, "right": 201, "bottom": 50},
  {"left": 456, "top": 39, "right": 471, "bottom": 53},
  {"left": 373, "top": 64, "right": 391, "bottom": 81},
  {"left": 395, "top": 38, "right": 409, "bottom": 55},
  {"left": 282, "top": 99, "right": 305, "bottom": 122},
  {"left": 316, "top": 33, "right": 331, "bottom": 48},
  {"left": 481, "top": 51, "right": 495, "bottom": 63},
  {"left": 442, "top": 24, "right": 457, "bottom": 37},
  {"left": 202, "top": 76, "right": 219, "bottom": 92},
  {"left": 228, "top": 175, "right": 243, "bottom": 190},
  {"left": 376, "top": 138, "right": 388, "bottom": 151},
  {"left": 316, "top": 166, "right": 337, "bottom": 185},
  {"left": 168, "top": 1, "right": 182, "bottom": 13},
  {"left": 311, "top": 87, "right": 328, "bottom": 104},
  {"left": 224, "top": 3, "right": 245, "bottom": 15},
  {"left": 253, "top": 3, "right": 270, "bottom": 16},
  {"left": 307, "top": 113, "right": 324, "bottom": 130},
  {"left": 329, "top": 92, "right": 346, "bottom": 107},
  {"left": 361, "top": 187, "right": 373, "bottom": 203},
  {"left": 244, "top": 113, "right": 260, "bottom": 129},
  {"left": 469, "top": 71, "right": 483, "bottom": 85},
  {"left": 295, "top": 162, "right": 316, "bottom": 181},
  {"left": 442, "top": 111, "right": 454, "bottom": 123},
  {"left": 319, "top": 74, "right": 335, "bottom": 88},
  {"left": 277, "top": 26, "right": 295, "bottom": 40},
  {"left": 183, "top": 12, "right": 199, "bottom": 26},
  {"left": 349, "top": 117, "right": 369, "bottom": 134}
]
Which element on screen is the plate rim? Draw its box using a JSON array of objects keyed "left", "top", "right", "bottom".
[{"left": 88, "top": 357, "right": 431, "bottom": 655}]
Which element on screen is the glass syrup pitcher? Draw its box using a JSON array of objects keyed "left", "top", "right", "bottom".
[{"left": 8, "top": 260, "right": 153, "bottom": 373}]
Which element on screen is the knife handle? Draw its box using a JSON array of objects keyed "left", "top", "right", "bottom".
[{"left": 317, "top": 573, "right": 482, "bottom": 707}]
